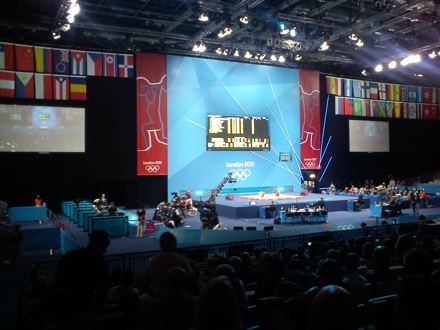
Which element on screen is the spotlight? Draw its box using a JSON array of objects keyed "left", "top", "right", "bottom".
[
  {"left": 374, "top": 1, "right": 382, "bottom": 9},
  {"left": 60, "top": 23, "right": 70, "bottom": 32},
  {"left": 270, "top": 54, "right": 277, "bottom": 61},
  {"left": 319, "top": 41, "right": 329, "bottom": 51},
  {"left": 199, "top": 12, "right": 209, "bottom": 22},
  {"left": 239, "top": 15, "right": 249, "bottom": 24},
  {"left": 388, "top": 60, "right": 397, "bottom": 69},
  {"left": 294, "top": 53, "right": 302, "bottom": 61},
  {"left": 233, "top": 49, "right": 239, "bottom": 57},
  {"left": 432, "top": 16, "right": 438, "bottom": 24},
  {"left": 429, "top": 51, "right": 437, "bottom": 58},
  {"left": 374, "top": 64, "right": 383, "bottom": 72},
  {"left": 244, "top": 51, "right": 252, "bottom": 59},
  {"left": 52, "top": 31, "right": 61, "bottom": 40},
  {"left": 349, "top": 33, "right": 358, "bottom": 41},
  {"left": 215, "top": 47, "right": 222, "bottom": 55},
  {"left": 355, "top": 39, "right": 364, "bottom": 47},
  {"left": 290, "top": 28, "right": 297, "bottom": 37},
  {"left": 278, "top": 55, "right": 286, "bottom": 63}
]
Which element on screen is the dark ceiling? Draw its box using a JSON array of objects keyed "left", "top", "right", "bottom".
[{"left": 2, "top": 0, "right": 440, "bottom": 83}]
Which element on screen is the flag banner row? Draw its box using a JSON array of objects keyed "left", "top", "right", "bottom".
[
  {"left": 0, "top": 42, "right": 134, "bottom": 78},
  {"left": 0, "top": 70, "right": 86, "bottom": 100},
  {"left": 335, "top": 96, "right": 440, "bottom": 120},
  {"left": 326, "top": 76, "right": 439, "bottom": 104}
]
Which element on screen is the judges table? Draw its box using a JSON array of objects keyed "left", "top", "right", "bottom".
[{"left": 279, "top": 208, "right": 327, "bottom": 224}]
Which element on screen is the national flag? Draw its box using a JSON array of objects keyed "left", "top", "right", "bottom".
[
  {"left": 386, "top": 101, "right": 394, "bottom": 118},
  {"left": 15, "top": 72, "right": 34, "bottom": 98},
  {"left": 408, "top": 86, "right": 416, "bottom": 102},
  {"left": 352, "top": 79, "right": 363, "bottom": 98},
  {"left": 53, "top": 75, "right": 70, "bottom": 100},
  {"left": 370, "top": 82, "right": 378, "bottom": 100},
  {"left": 416, "top": 86, "right": 424, "bottom": 103},
  {"left": 70, "top": 50, "right": 86, "bottom": 75},
  {"left": 15, "top": 44, "right": 34, "bottom": 71},
  {"left": 378, "top": 82, "right": 386, "bottom": 100},
  {"left": 86, "top": 52, "right": 103, "bottom": 76},
  {"left": 34, "top": 46, "right": 53, "bottom": 73},
  {"left": 378, "top": 100, "right": 386, "bottom": 117},
  {"left": 363, "top": 99, "right": 371, "bottom": 117},
  {"left": 326, "top": 76, "right": 342, "bottom": 95},
  {"left": 386, "top": 84, "right": 401, "bottom": 101},
  {"left": 431, "top": 104, "right": 438, "bottom": 120},
  {"left": 405, "top": 103, "right": 417, "bottom": 119},
  {"left": 103, "top": 53, "right": 118, "bottom": 77},
  {"left": 344, "top": 97, "right": 354, "bottom": 115},
  {"left": 400, "top": 85, "right": 408, "bottom": 102},
  {"left": 53, "top": 48, "right": 70, "bottom": 74},
  {"left": 393, "top": 84, "right": 401, "bottom": 101},
  {"left": 433, "top": 88, "right": 439, "bottom": 104},
  {"left": 118, "top": 54, "right": 134, "bottom": 78},
  {"left": 353, "top": 98, "right": 363, "bottom": 116},
  {"left": 422, "top": 104, "right": 431, "bottom": 120},
  {"left": 423, "top": 87, "right": 433, "bottom": 104},
  {"left": 0, "top": 70, "right": 15, "bottom": 97},
  {"left": 70, "top": 75, "right": 87, "bottom": 100},
  {"left": 335, "top": 96, "right": 344, "bottom": 115},
  {"left": 344, "top": 79, "right": 352, "bottom": 97},
  {"left": 370, "top": 100, "right": 378, "bottom": 117},
  {"left": 361, "top": 81, "right": 370, "bottom": 99},
  {"left": 0, "top": 42, "right": 14, "bottom": 70},
  {"left": 35, "top": 73, "right": 53, "bottom": 99},
  {"left": 394, "top": 102, "right": 402, "bottom": 118}
]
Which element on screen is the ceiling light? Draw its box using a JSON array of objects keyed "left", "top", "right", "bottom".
[
  {"left": 258, "top": 54, "right": 266, "bottom": 61},
  {"left": 233, "top": 49, "right": 239, "bottom": 57},
  {"left": 270, "top": 54, "right": 277, "bottom": 61},
  {"left": 374, "top": 1, "right": 382, "bottom": 9},
  {"left": 199, "top": 12, "right": 209, "bottom": 22},
  {"left": 294, "top": 54, "right": 302, "bottom": 61},
  {"left": 374, "top": 64, "right": 383, "bottom": 72},
  {"left": 319, "top": 41, "right": 329, "bottom": 51},
  {"left": 355, "top": 39, "right": 364, "bottom": 47},
  {"left": 52, "top": 31, "right": 61, "bottom": 40},
  {"left": 361, "top": 69, "right": 367, "bottom": 76},
  {"left": 244, "top": 51, "right": 252, "bottom": 59},
  {"left": 215, "top": 47, "right": 222, "bottom": 55},
  {"left": 290, "top": 28, "right": 297, "bottom": 37},
  {"left": 278, "top": 55, "right": 286, "bottom": 63},
  {"left": 223, "top": 49, "right": 229, "bottom": 55},
  {"left": 61, "top": 23, "right": 70, "bottom": 31},
  {"left": 388, "top": 61, "right": 397, "bottom": 69},
  {"left": 429, "top": 51, "right": 437, "bottom": 58},
  {"left": 239, "top": 16, "right": 249, "bottom": 24},
  {"left": 280, "top": 23, "right": 289, "bottom": 35},
  {"left": 192, "top": 41, "right": 206, "bottom": 53},
  {"left": 349, "top": 33, "right": 358, "bottom": 41}
]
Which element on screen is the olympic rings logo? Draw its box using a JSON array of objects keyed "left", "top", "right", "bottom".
[
  {"left": 305, "top": 161, "right": 315, "bottom": 168},
  {"left": 338, "top": 224, "right": 354, "bottom": 231},
  {"left": 145, "top": 165, "right": 160, "bottom": 173},
  {"left": 230, "top": 169, "right": 251, "bottom": 181}
]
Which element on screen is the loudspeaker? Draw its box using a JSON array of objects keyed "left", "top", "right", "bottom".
[
  {"left": 233, "top": 226, "right": 244, "bottom": 230},
  {"left": 264, "top": 226, "right": 274, "bottom": 231},
  {"left": 246, "top": 226, "right": 257, "bottom": 230}
]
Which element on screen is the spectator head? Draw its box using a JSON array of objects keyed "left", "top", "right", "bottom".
[
  {"left": 309, "top": 285, "right": 359, "bottom": 330},
  {"left": 159, "top": 232, "right": 177, "bottom": 252},
  {"left": 403, "top": 247, "right": 433, "bottom": 277},
  {"left": 87, "top": 229, "right": 110, "bottom": 254}
]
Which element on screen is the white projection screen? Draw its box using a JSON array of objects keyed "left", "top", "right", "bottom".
[
  {"left": 349, "top": 119, "right": 389, "bottom": 153},
  {"left": 0, "top": 104, "right": 85, "bottom": 153}
]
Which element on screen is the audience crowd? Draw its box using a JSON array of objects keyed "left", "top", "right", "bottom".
[{"left": 14, "top": 216, "right": 440, "bottom": 330}]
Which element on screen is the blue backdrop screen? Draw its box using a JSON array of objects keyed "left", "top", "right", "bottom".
[{"left": 167, "top": 55, "right": 302, "bottom": 197}]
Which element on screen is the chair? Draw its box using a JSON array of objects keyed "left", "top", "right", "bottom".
[
  {"left": 309, "top": 211, "right": 321, "bottom": 223},
  {"left": 319, "top": 210, "right": 329, "bottom": 223},
  {"left": 302, "top": 211, "right": 311, "bottom": 224},
  {"left": 292, "top": 212, "right": 302, "bottom": 224}
]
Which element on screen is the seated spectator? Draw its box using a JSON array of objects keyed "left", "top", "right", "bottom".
[
  {"left": 107, "top": 201, "right": 123, "bottom": 216},
  {"left": 343, "top": 253, "right": 368, "bottom": 290},
  {"left": 365, "top": 245, "right": 398, "bottom": 284},
  {"left": 107, "top": 269, "right": 139, "bottom": 305},
  {"left": 309, "top": 285, "right": 359, "bottom": 330}
]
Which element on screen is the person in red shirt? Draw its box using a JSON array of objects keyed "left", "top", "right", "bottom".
[{"left": 34, "top": 195, "right": 43, "bottom": 207}]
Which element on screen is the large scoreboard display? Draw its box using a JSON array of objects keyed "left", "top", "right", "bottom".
[{"left": 207, "top": 114, "right": 270, "bottom": 151}]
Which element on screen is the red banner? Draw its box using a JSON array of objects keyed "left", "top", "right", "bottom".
[
  {"left": 136, "top": 53, "right": 168, "bottom": 176},
  {"left": 299, "top": 69, "right": 321, "bottom": 170}
]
